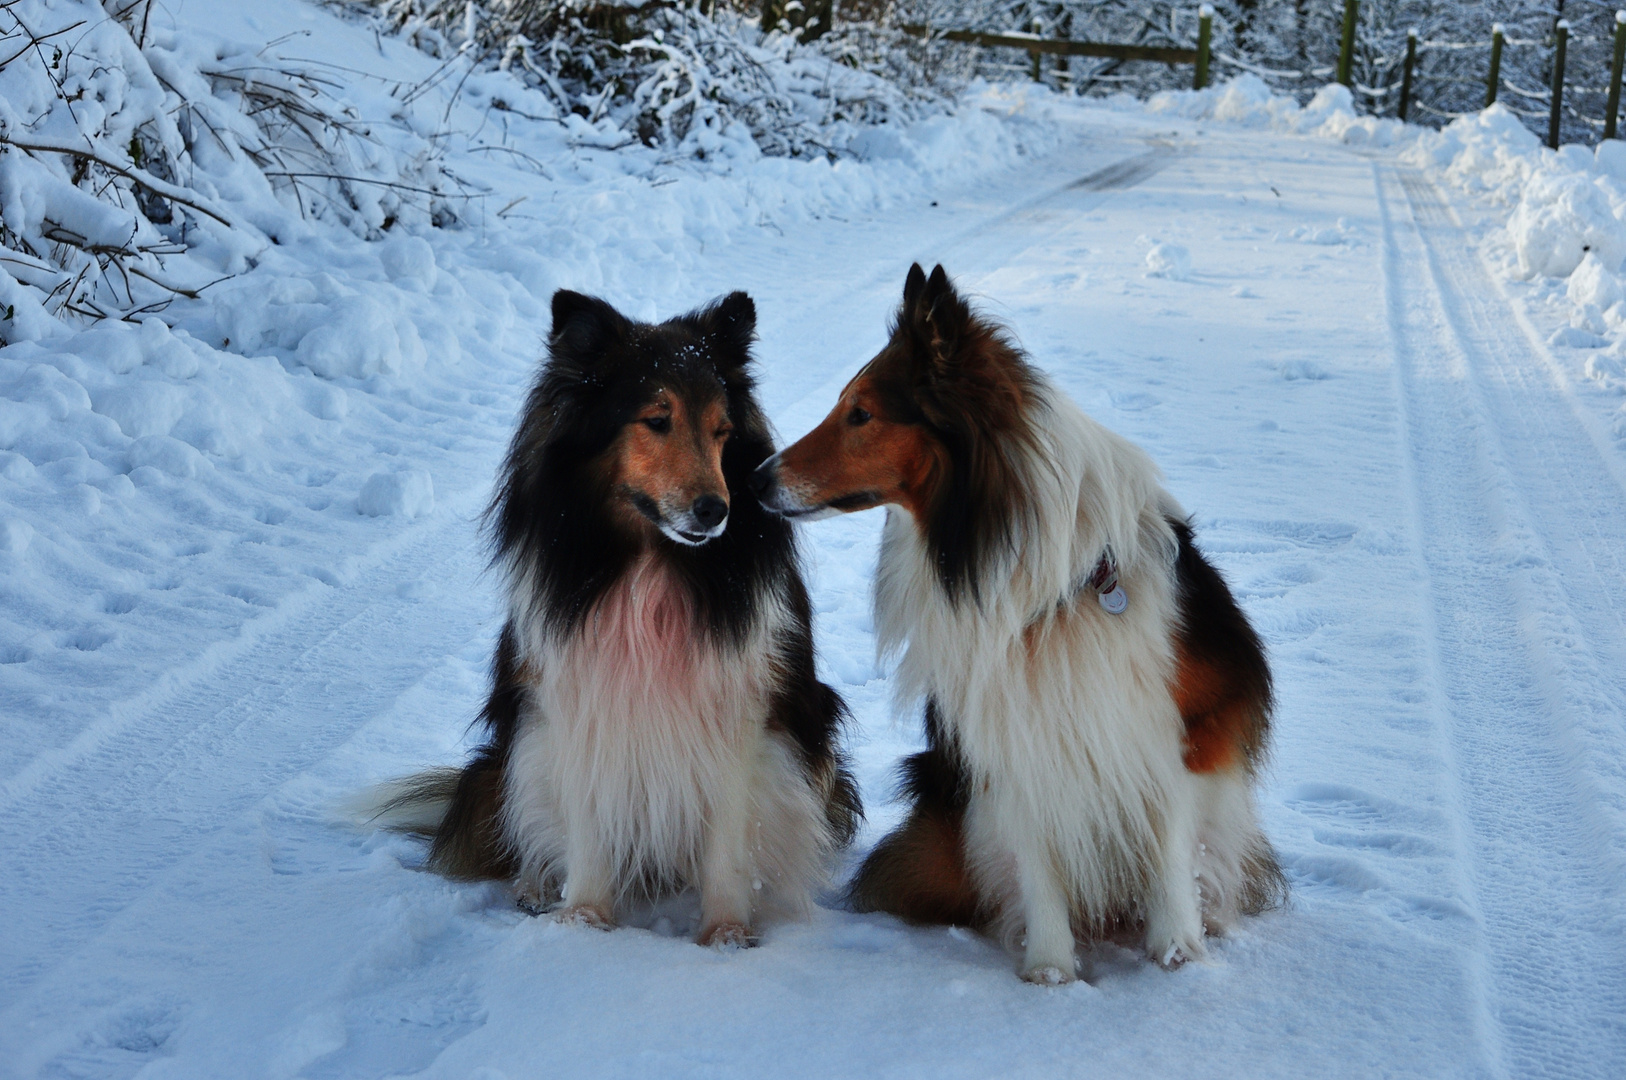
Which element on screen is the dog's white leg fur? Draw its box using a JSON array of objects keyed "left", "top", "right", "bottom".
[
  {"left": 749, "top": 732, "right": 831, "bottom": 921},
  {"left": 1143, "top": 793, "right": 1207, "bottom": 966},
  {"left": 559, "top": 812, "right": 616, "bottom": 928},
  {"left": 697, "top": 757, "right": 756, "bottom": 946},
  {"left": 1013, "top": 832, "right": 1078, "bottom": 983},
  {"left": 1193, "top": 768, "right": 1273, "bottom": 934}
]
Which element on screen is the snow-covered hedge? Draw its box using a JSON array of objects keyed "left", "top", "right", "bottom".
[
  {"left": 364, "top": 0, "right": 942, "bottom": 159},
  {"left": 0, "top": 0, "right": 461, "bottom": 332},
  {"left": 1414, "top": 107, "right": 1626, "bottom": 410}
]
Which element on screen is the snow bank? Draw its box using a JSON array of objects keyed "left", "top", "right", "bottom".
[
  {"left": 1148, "top": 76, "right": 1410, "bottom": 148},
  {"left": 1406, "top": 106, "right": 1626, "bottom": 432}
]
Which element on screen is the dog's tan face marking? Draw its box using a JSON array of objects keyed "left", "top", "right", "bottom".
[
  {"left": 606, "top": 390, "right": 734, "bottom": 545},
  {"left": 757, "top": 366, "right": 947, "bottom": 522}
]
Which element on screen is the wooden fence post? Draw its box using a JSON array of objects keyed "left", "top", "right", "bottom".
[
  {"left": 1399, "top": 28, "right": 1417, "bottom": 121},
  {"left": 1194, "top": 4, "right": 1213, "bottom": 90},
  {"left": 1485, "top": 24, "right": 1504, "bottom": 106},
  {"left": 1337, "top": 0, "right": 1358, "bottom": 88},
  {"left": 804, "top": 0, "right": 832, "bottom": 41},
  {"left": 1608, "top": 11, "right": 1626, "bottom": 139},
  {"left": 1549, "top": 19, "right": 1569, "bottom": 149},
  {"left": 1031, "top": 18, "right": 1042, "bottom": 82}
]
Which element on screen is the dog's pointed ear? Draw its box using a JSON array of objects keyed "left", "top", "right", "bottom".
[
  {"left": 902, "top": 263, "right": 928, "bottom": 313},
  {"left": 549, "top": 290, "right": 627, "bottom": 368},
  {"left": 688, "top": 291, "right": 756, "bottom": 371},
  {"left": 912, "top": 264, "right": 970, "bottom": 373}
]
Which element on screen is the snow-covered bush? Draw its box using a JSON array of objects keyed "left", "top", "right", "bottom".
[
  {"left": 0, "top": 0, "right": 460, "bottom": 334},
  {"left": 362, "top": 0, "right": 944, "bottom": 158}
]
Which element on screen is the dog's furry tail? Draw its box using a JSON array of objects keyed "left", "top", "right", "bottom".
[
  {"left": 348, "top": 758, "right": 517, "bottom": 881},
  {"left": 347, "top": 768, "right": 463, "bottom": 835}
]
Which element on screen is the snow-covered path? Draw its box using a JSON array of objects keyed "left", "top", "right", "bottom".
[
  {"left": 1381, "top": 164, "right": 1626, "bottom": 1076},
  {"left": 3, "top": 89, "right": 1625, "bottom": 1077}
]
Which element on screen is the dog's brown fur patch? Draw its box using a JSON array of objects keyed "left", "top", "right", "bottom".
[
  {"left": 1168, "top": 519, "right": 1274, "bottom": 776},
  {"left": 605, "top": 393, "right": 732, "bottom": 538},
  {"left": 767, "top": 370, "right": 949, "bottom": 520},
  {"left": 849, "top": 808, "right": 981, "bottom": 927}
]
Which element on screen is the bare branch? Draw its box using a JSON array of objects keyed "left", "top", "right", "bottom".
[{"left": 0, "top": 135, "right": 244, "bottom": 230}]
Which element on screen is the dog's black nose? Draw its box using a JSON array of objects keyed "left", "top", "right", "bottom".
[
  {"left": 746, "top": 462, "right": 773, "bottom": 498},
  {"left": 691, "top": 495, "right": 728, "bottom": 530}
]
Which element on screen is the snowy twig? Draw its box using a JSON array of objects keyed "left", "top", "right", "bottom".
[{"left": 0, "top": 135, "right": 240, "bottom": 228}]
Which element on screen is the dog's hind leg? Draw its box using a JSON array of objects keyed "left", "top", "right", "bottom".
[{"left": 847, "top": 808, "right": 980, "bottom": 925}]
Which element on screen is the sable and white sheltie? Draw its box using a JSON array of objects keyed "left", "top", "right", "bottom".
[
  {"left": 751, "top": 264, "right": 1285, "bottom": 982},
  {"left": 379, "top": 289, "right": 860, "bottom": 947}
]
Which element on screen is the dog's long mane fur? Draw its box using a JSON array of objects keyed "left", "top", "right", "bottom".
[{"left": 864, "top": 286, "right": 1044, "bottom": 604}]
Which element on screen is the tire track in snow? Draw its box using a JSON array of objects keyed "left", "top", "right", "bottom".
[
  {"left": 0, "top": 508, "right": 498, "bottom": 998},
  {"left": 1379, "top": 162, "right": 1626, "bottom": 1078}
]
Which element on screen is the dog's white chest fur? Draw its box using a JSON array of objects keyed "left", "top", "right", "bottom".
[{"left": 500, "top": 556, "right": 825, "bottom": 917}]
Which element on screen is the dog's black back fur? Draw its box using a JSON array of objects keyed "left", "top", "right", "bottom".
[{"left": 427, "top": 290, "right": 859, "bottom": 880}]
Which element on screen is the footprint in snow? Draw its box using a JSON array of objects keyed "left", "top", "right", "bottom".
[
  {"left": 1110, "top": 391, "right": 1161, "bottom": 412},
  {"left": 59, "top": 627, "right": 116, "bottom": 652},
  {"left": 1278, "top": 359, "right": 1330, "bottom": 381},
  {"left": 42, "top": 1002, "right": 181, "bottom": 1077}
]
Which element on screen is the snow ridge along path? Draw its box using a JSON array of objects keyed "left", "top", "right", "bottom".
[{"left": 1381, "top": 164, "right": 1626, "bottom": 1077}]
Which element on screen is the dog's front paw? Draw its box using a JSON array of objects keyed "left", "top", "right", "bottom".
[
  {"left": 555, "top": 904, "right": 614, "bottom": 931},
  {"left": 699, "top": 922, "right": 759, "bottom": 950},
  {"left": 1147, "top": 934, "right": 1206, "bottom": 970},
  {"left": 515, "top": 883, "right": 550, "bottom": 917},
  {"left": 1020, "top": 963, "right": 1075, "bottom": 986}
]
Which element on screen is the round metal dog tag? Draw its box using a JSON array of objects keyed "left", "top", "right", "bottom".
[{"left": 1098, "top": 586, "right": 1128, "bottom": 615}]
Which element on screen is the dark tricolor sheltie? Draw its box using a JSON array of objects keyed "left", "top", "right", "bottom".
[
  {"left": 752, "top": 264, "right": 1285, "bottom": 982},
  {"left": 378, "top": 289, "right": 859, "bottom": 947}
]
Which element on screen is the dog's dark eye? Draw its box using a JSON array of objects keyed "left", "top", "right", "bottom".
[
  {"left": 643, "top": 416, "right": 671, "bottom": 434},
  {"left": 715, "top": 426, "right": 733, "bottom": 441},
  {"left": 847, "top": 406, "right": 872, "bottom": 427}
]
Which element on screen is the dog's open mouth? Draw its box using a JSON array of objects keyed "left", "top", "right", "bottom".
[{"left": 657, "top": 522, "right": 724, "bottom": 546}]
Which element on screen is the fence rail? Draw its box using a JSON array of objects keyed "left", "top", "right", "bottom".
[
  {"left": 903, "top": 5, "right": 1215, "bottom": 91},
  {"left": 903, "top": 27, "right": 1197, "bottom": 65}
]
